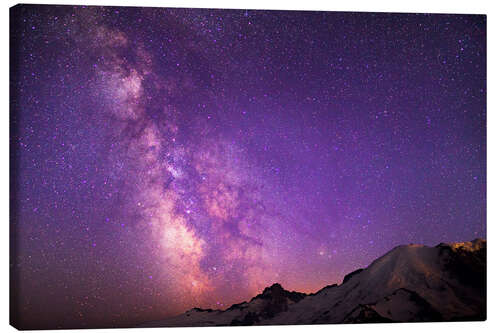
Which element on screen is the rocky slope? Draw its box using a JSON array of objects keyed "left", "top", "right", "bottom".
[{"left": 141, "top": 239, "right": 486, "bottom": 326}]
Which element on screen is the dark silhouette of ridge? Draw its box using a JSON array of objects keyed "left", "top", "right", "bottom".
[{"left": 140, "top": 239, "right": 486, "bottom": 327}]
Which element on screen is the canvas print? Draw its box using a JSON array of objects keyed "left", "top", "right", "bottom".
[{"left": 10, "top": 4, "right": 486, "bottom": 330}]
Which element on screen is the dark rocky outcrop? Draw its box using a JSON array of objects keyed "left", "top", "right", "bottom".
[{"left": 342, "top": 268, "right": 364, "bottom": 284}]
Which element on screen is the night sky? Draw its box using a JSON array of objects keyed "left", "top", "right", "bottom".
[{"left": 10, "top": 5, "right": 486, "bottom": 329}]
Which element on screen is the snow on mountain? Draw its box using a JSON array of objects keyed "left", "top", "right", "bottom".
[{"left": 140, "top": 239, "right": 486, "bottom": 327}]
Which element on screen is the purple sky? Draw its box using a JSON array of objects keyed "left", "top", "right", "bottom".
[{"left": 10, "top": 5, "right": 486, "bottom": 329}]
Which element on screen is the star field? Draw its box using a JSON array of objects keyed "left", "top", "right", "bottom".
[{"left": 10, "top": 5, "right": 486, "bottom": 329}]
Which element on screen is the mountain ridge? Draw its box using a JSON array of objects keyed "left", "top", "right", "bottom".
[{"left": 140, "top": 238, "right": 486, "bottom": 327}]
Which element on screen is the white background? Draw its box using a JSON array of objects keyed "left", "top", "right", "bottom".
[{"left": 1, "top": 0, "right": 498, "bottom": 332}]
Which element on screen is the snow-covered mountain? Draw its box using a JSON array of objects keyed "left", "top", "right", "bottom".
[{"left": 141, "top": 239, "right": 486, "bottom": 327}]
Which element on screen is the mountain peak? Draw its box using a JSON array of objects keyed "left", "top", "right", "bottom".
[
  {"left": 262, "top": 283, "right": 284, "bottom": 294},
  {"left": 252, "top": 283, "right": 306, "bottom": 304}
]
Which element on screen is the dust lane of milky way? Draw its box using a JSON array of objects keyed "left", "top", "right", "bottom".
[{"left": 11, "top": 5, "right": 485, "bottom": 329}]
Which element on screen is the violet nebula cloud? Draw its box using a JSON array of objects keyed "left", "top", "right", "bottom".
[{"left": 10, "top": 5, "right": 486, "bottom": 329}]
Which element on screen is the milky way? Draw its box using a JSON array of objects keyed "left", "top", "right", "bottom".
[{"left": 10, "top": 5, "right": 486, "bottom": 329}]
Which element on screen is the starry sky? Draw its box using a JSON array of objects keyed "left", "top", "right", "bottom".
[{"left": 10, "top": 4, "right": 486, "bottom": 329}]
